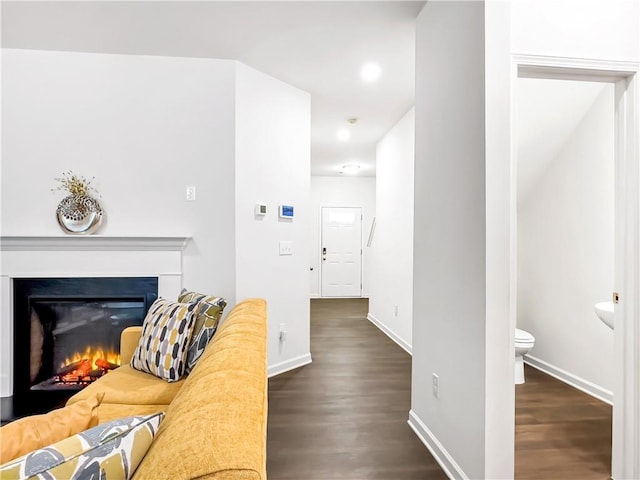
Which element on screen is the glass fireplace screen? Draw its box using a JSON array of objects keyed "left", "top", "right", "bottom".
[{"left": 29, "top": 298, "right": 146, "bottom": 391}]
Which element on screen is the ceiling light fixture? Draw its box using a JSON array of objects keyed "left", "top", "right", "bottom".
[
  {"left": 337, "top": 129, "right": 351, "bottom": 141},
  {"left": 361, "top": 62, "right": 382, "bottom": 82},
  {"left": 340, "top": 164, "right": 361, "bottom": 175}
]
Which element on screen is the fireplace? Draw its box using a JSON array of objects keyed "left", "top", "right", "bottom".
[{"left": 13, "top": 277, "right": 158, "bottom": 417}]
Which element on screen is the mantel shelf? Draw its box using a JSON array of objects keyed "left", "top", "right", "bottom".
[{"left": 0, "top": 236, "right": 191, "bottom": 252}]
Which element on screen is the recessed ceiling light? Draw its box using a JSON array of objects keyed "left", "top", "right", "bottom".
[
  {"left": 361, "top": 63, "right": 382, "bottom": 82},
  {"left": 340, "top": 164, "right": 361, "bottom": 175},
  {"left": 337, "top": 129, "right": 351, "bottom": 141}
]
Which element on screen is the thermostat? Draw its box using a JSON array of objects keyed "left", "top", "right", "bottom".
[
  {"left": 279, "top": 205, "right": 294, "bottom": 218},
  {"left": 255, "top": 204, "right": 267, "bottom": 216}
]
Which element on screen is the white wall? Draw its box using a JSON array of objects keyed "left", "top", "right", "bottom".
[
  {"left": 512, "top": 0, "right": 639, "bottom": 62},
  {"left": 235, "top": 63, "right": 311, "bottom": 376},
  {"left": 1, "top": 48, "right": 238, "bottom": 302},
  {"left": 411, "top": 3, "right": 487, "bottom": 479},
  {"left": 484, "top": 1, "right": 514, "bottom": 476},
  {"left": 518, "top": 85, "right": 615, "bottom": 398},
  {"left": 309, "top": 176, "right": 375, "bottom": 298},
  {"left": 368, "top": 108, "right": 414, "bottom": 353}
]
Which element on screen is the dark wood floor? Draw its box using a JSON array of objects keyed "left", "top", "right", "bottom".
[
  {"left": 267, "top": 298, "right": 613, "bottom": 479},
  {"left": 267, "top": 298, "right": 446, "bottom": 480},
  {"left": 515, "top": 365, "right": 613, "bottom": 480}
]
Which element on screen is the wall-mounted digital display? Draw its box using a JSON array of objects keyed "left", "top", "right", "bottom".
[
  {"left": 279, "top": 205, "right": 294, "bottom": 218},
  {"left": 255, "top": 204, "right": 267, "bottom": 216}
]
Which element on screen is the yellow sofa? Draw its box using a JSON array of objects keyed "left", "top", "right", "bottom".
[{"left": 66, "top": 298, "right": 268, "bottom": 480}]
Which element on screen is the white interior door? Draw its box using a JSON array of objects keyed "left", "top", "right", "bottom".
[{"left": 321, "top": 207, "right": 362, "bottom": 297}]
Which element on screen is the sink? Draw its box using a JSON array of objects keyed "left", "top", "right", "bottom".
[{"left": 594, "top": 301, "right": 614, "bottom": 329}]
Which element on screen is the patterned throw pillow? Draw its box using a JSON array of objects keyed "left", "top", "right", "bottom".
[
  {"left": 0, "top": 413, "right": 164, "bottom": 480},
  {"left": 130, "top": 298, "right": 199, "bottom": 382},
  {"left": 178, "top": 289, "right": 227, "bottom": 373}
]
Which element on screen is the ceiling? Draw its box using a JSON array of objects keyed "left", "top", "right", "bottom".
[
  {"left": 2, "top": 1, "right": 424, "bottom": 177},
  {"left": 517, "top": 77, "right": 611, "bottom": 207}
]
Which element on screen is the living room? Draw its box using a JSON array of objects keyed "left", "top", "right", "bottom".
[{"left": 2, "top": 2, "right": 640, "bottom": 480}]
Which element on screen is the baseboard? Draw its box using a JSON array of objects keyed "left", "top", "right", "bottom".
[
  {"left": 366, "top": 313, "right": 412, "bottom": 355},
  {"left": 408, "top": 410, "right": 469, "bottom": 480},
  {"left": 310, "top": 293, "right": 320, "bottom": 299},
  {"left": 316, "top": 296, "right": 368, "bottom": 299},
  {"left": 524, "top": 355, "right": 613, "bottom": 405},
  {"left": 268, "top": 353, "right": 312, "bottom": 378}
]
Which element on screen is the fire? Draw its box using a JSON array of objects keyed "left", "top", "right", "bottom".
[
  {"left": 61, "top": 346, "right": 120, "bottom": 370},
  {"left": 58, "top": 346, "right": 120, "bottom": 384}
]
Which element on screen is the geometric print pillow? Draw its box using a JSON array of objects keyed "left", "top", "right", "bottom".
[
  {"left": 177, "top": 289, "right": 227, "bottom": 374},
  {"left": 0, "top": 413, "right": 164, "bottom": 480},
  {"left": 130, "top": 298, "right": 200, "bottom": 382}
]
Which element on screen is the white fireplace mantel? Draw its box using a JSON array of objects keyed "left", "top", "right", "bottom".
[
  {"left": 0, "top": 236, "right": 190, "bottom": 252},
  {"left": 0, "top": 236, "right": 191, "bottom": 279},
  {"left": 0, "top": 235, "right": 191, "bottom": 403}
]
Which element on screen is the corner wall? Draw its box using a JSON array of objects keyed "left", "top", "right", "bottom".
[
  {"left": 309, "top": 176, "right": 375, "bottom": 298},
  {"left": 411, "top": 3, "right": 487, "bottom": 478},
  {"left": 368, "top": 108, "right": 414, "bottom": 353},
  {"left": 235, "top": 63, "right": 311, "bottom": 376}
]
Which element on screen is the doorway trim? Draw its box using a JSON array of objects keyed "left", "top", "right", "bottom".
[{"left": 512, "top": 54, "right": 639, "bottom": 480}]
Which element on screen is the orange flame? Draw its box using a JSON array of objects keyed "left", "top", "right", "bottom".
[{"left": 60, "top": 346, "right": 120, "bottom": 370}]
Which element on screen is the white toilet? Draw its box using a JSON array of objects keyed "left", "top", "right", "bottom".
[{"left": 515, "top": 328, "right": 535, "bottom": 384}]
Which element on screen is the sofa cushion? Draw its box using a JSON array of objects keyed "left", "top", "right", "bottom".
[
  {"left": 88, "top": 404, "right": 170, "bottom": 426},
  {"left": 130, "top": 298, "right": 199, "bottom": 382},
  {"left": 0, "top": 393, "right": 103, "bottom": 464},
  {"left": 0, "top": 413, "right": 164, "bottom": 480},
  {"left": 177, "top": 289, "right": 227, "bottom": 373},
  {"left": 66, "top": 364, "right": 184, "bottom": 409}
]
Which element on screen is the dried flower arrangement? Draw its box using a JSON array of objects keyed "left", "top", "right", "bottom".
[{"left": 52, "top": 171, "right": 100, "bottom": 197}]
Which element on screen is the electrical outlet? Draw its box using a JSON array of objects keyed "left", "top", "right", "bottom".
[
  {"left": 279, "top": 323, "right": 287, "bottom": 342},
  {"left": 394, "top": 305, "right": 399, "bottom": 317},
  {"left": 432, "top": 373, "right": 439, "bottom": 398},
  {"left": 186, "top": 186, "right": 196, "bottom": 201}
]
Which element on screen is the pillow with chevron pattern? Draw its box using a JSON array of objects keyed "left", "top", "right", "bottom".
[
  {"left": 177, "top": 289, "right": 227, "bottom": 373},
  {"left": 0, "top": 413, "right": 164, "bottom": 480},
  {"left": 130, "top": 298, "right": 200, "bottom": 382}
]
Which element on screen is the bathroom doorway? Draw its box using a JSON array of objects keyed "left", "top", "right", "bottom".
[
  {"left": 514, "top": 76, "right": 615, "bottom": 479},
  {"left": 512, "top": 58, "right": 639, "bottom": 480}
]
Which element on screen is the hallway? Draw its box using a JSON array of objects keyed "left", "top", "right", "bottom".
[{"left": 267, "top": 298, "right": 446, "bottom": 479}]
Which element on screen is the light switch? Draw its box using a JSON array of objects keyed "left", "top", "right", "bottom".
[
  {"left": 279, "top": 241, "right": 293, "bottom": 256},
  {"left": 186, "top": 186, "right": 196, "bottom": 201}
]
